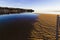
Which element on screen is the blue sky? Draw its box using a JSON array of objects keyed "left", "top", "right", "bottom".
[{"left": 0, "top": 0, "right": 60, "bottom": 12}]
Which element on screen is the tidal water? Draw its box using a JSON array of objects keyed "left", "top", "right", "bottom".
[
  {"left": 0, "top": 13, "right": 38, "bottom": 23},
  {"left": 0, "top": 13, "right": 38, "bottom": 40}
]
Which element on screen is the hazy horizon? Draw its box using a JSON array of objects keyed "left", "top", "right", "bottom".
[{"left": 0, "top": 0, "right": 60, "bottom": 13}]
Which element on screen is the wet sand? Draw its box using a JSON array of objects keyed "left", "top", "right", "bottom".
[{"left": 32, "top": 14, "right": 60, "bottom": 40}]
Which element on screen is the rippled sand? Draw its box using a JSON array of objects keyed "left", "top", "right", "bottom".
[{"left": 31, "top": 14, "right": 59, "bottom": 40}]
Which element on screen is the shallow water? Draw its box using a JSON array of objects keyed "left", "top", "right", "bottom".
[
  {"left": 0, "top": 13, "right": 38, "bottom": 40},
  {"left": 0, "top": 13, "right": 38, "bottom": 23}
]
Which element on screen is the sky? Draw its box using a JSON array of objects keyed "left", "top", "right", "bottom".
[{"left": 0, "top": 0, "right": 60, "bottom": 13}]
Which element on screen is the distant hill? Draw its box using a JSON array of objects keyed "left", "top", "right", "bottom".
[{"left": 0, "top": 7, "right": 34, "bottom": 14}]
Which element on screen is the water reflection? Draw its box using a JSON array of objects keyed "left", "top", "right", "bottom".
[{"left": 0, "top": 13, "right": 38, "bottom": 40}]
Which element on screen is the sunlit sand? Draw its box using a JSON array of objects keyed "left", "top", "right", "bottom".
[{"left": 32, "top": 13, "right": 60, "bottom": 40}]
